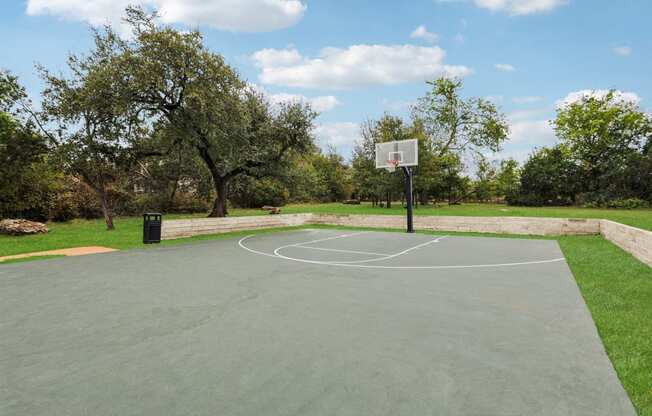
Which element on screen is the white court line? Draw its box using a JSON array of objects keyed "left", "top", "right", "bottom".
[
  {"left": 286, "top": 232, "right": 366, "bottom": 248},
  {"left": 274, "top": 235, "right": 447, "bottom": 264},
  {"left": 293, "top": 245, "right": 392, "bottom": 257},
  {"left": 237, "top": 232, "right": 364, "bottom": 259},
  {"left": 275, "top": 235, "right": 448, "bottom": 265},
  {"left": 238, "top": 235, "right": 566, "bottom": 270}
]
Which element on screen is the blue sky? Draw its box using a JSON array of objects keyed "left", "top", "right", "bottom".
[{"left": 1, "top": 0, "right": 651, "bottom": 163}]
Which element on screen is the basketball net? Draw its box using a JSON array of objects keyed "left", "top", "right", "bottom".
[{"left": 386, "top": 159, "right": 400, "bottom": 173}]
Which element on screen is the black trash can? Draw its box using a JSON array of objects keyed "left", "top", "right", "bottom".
[{"left": 143, "top": 213, "right": 162, "bottom": 244}]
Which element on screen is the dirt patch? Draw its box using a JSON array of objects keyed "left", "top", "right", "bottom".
[{"left": 0, "top": 246, "right": 117, "bottom": 263}]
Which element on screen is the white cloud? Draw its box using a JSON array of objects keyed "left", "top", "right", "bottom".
[
  {"left": 508, "top": 119, "right": 556, "bottom": 146},
  {"left": 490, "top": 109, "right": 558, "bottom": 162},
  {"left": 26, "top": 0, "right": 306, "bottom": 32},
  {"left": 495, "top": 63, "right": 516, "bottom": 72},
  {"left": 556, "top": 89, "right": 641, "bottom": 108},
  {"left": 410, "top": 25, "right": 439, "bottom": 43},
  {"left": 512, "top": 96, "right": 543, "bottom": 104},
  {"left": 313, "top": 122, "right": 360, "bottom": 155},
  {"left": 248, "top": 83, "right": 340, "bottom": 113},
  {"left": 251, "top": 48, "right": 303, "bottom": 68},
  {"left": 268, "top": 93, "right": 340, "bottom": 113},
  {"left": 613, "top": 46, "right": 632, "bottom": 56},
  {"left": 473, "top": 0, "right": 567, "bottom": 15},
  {"left": 251, "top": 45, "right": 472, "bottom": 89}
]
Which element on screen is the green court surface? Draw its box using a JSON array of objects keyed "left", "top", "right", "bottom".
[{"left": 0, "top": 229, "right": 636, "bottom": 415}]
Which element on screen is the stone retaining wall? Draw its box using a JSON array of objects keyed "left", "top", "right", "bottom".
[
  {"left": 161, "top": 213, "right": 312, "bottom": 240},
  {"left": 311, "top": 214, "right": 601, "bottom": 236},
  {"left": 600, "top": 220, "right": 652, "bottom": 267},
  {"left": 162, "top": 213, "right": 601, "bottom": 239}
]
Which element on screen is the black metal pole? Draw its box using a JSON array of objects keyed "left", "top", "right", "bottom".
[{"left": 403, "top": 166, "right": 414, "bottom": 233}]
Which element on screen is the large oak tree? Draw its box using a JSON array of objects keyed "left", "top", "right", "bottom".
[{"left": 120, "top": 8, "right": 316, "bottom": 217}]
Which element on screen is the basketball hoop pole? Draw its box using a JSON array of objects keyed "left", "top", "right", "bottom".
[{"left": 402, "top": 166, "right": 415, "bottom": 233}]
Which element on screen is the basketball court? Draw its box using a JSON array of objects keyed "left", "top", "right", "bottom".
[{"left": 0, "top": 228, "right": 635, "bottom": 415}]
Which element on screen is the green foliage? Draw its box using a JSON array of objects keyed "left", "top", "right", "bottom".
[
  {"left": 513, "top": 146, "right": 581, "bottom": 206},
  {"left": 514, "top": 92, "right": 652, "bottom": 207},
  {"left": 5, "top": 8, "right": 652, "bottom": 223},
  {"left": 130, "top": 133, "right": 214, "bottom": 213},
  {"left": 279, "top": 155, "right": 325, "bottom": 202},
  {"left": 0, "top": 90, "right": 61, "bottom": 220},
  {"left": 49, "top": 177, "right": 102, "bottom": 221},
  {"left": 119, "top": 7, "right": 317, "bottom": 217},
  {"left": 496, "top": 159, "right": 520, "bottom": 201},
  {"left": 352, "top": 115, "right": 409, "bottom": 206},
  {"left": 412, "top": 77, "right": 509, "bottom": 157},
  {"left": 0, "top": 71, "right": 24, "bottom": 111},
  {"left": 229, "top": 148, "right": 352, "bottom": 207},
  {"left": 309, "top": 151, "right": 353, "bottom": 202},
  {"left": 554, "top": 91, "right": 652, "bottom": 196},
  {"left": 230, "top": 177, "right": 290, "bottom": 208},
  {"left": 38, "top": 24, "right": 146, "bottom": 230},
  {"left": 473, "top": 156, "right": 497, "bottom": 202},
  {"left": 583, "top": 198, "right": 649, "bottom": 210}
]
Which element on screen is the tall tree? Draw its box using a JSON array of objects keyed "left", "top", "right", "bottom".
[
  {"left": 410, "top": 119, "right": 439, "bottom": 205},
  {"left": 473, "top": 155, "right": 497, "bottom": 202},
  {"left": 496, "top": 158, "right": 520, "bottom": 202},
  {"left": 554, "top": 91, "right": 652, "bottom": 197},
  {"left": 0, "top": 72, "right": 60, "bottom": 220},
  {"left": 310, "top": 150, "right": 353, "bottom": 202},
  {"left": 38, "top": 27, "right": 145, "bottom": 230},
  {"left": 517, "top": 145, "right": 581, "bottom": 205},
  {"left": 121, "top": 8, "right": 316, "bottom": 217},
  {"left": 412, "top": 78, "right": 509, "bottom": 162}
]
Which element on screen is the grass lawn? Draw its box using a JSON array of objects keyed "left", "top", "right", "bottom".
[
  {"left": 558, "top": 235, "right": 652, "bottom": 415},
  {"left": 3, "top": 202, "right": 651, "bottom": 258},
  {"left": 1, "top": 203, "right": 651, "bottom": 414},
  {"left": 0, "top": 210, "right": 253, "bottom": 257}
]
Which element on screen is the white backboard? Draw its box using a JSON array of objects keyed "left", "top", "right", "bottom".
[{"left": 375, "top": 139, "right": 418, "bottom": 169}]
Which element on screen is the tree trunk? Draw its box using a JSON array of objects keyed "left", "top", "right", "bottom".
[
  {"left": 208, "top": 176, "right": 229, "bottom": 217},
  {"left": 196, "top": 144, "right": 230, "bottom": 218},
  {"left": 420, "top": 192, "right": 428, "bottom": 206},
  {"left": 167, "top": 180, "right": 179, "bottom": 212},
  {"left": 386, "top": 192, "right": 392, "bottom": 209},
  {"left": 80, "top": 171, "right": 115, "bottom": 231},
  {"left": 100, "top": 190, "right": 115, "bottom": 231}
]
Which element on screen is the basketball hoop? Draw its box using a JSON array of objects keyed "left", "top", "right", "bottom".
[
  {"left": 386, "top": 159, "right": 400, "bottom": 173},
  {"left": 375, "top": 139, "right": 418, "bottom": 233}
]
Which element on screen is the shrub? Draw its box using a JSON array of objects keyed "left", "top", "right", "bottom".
[
  {"left": 607, "top": 198, "right": 649, "bottom": 209},
  {"left": 507, "top": 193, "right": 573, "bottom": 207},
  {"left": 48, "top": 177, "right": 102, "bottom": 221},
  {"left": 230, "top": 177, "right": 289, "bottom": 208},
  {"left": 126, "top": 192, "right": 209, "bottom": 214},
  {"left": 581, "top": 197, "right": 649, "bottom": 209}
]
